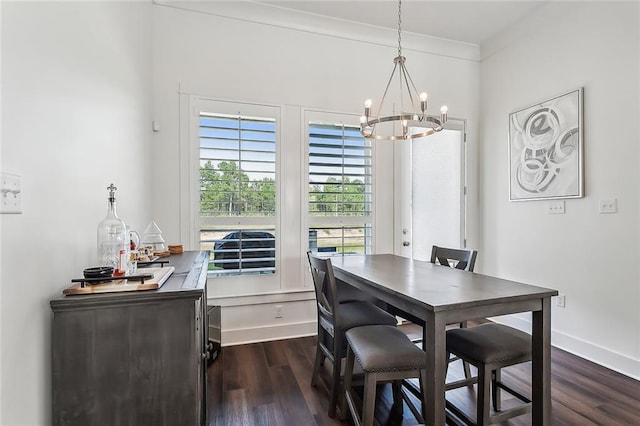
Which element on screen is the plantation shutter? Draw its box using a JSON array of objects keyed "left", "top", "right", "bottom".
[
  {"left": 198, "top": 109, "right": 278, "bottom": 276},
  {"left": 308, "top": 119, "right": 373, "bottom": 255}
]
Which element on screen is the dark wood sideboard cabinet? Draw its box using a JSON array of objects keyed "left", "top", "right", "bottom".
[{"left": 50, "top": 251, "right": 210, "bottom": 426}]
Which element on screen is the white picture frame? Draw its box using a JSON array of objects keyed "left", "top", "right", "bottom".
[{"left": 508, "top": 88, "right": 584, "bottom": 201}]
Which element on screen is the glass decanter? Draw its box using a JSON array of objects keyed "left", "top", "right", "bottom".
[{"left": 96, "top": 184, "right": 129, "bottom": 276}]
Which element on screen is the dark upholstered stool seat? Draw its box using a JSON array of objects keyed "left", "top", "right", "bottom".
[
  {"left": 338, "top": 301, "right": 398, "bottom": 333},
  {"left": 342, "top": 325, "right": 428, "bottom": 426},
  {"left": 347, "top": 325, "right": 427, "bottom": 372},
  {"left": 446, "top": 323, "right": 532, "bottom": 425},
  {"left": 446, "top": 323, "right": 531, "bottom": 364}
]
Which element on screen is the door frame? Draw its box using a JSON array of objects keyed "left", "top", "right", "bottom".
[{"left": 393, "top": 119, "right": 467, "bottom": 259}]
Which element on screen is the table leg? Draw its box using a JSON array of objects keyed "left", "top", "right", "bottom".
[
  {"left": 532, "top": 297, "right": 552, "bottom": 425},
  {"left": 424, "top": 312, "right": 447, "bottom": 425}
]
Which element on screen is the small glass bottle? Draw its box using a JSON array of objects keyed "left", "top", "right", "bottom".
[{"left": 97, "top": 184, "right": 129, "bottom": 276}]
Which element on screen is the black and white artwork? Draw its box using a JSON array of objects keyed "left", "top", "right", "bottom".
[{"left": 508, "top": 88, "right": 583, "bottom": 201}]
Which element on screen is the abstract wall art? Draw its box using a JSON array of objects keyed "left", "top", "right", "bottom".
[{"left": 508, "top": 88, "right": 583, "bottom": 201}]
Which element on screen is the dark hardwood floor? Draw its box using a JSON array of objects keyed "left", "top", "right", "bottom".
[{"left": 207, "top": 325, "right": 640, "bottom": 425}]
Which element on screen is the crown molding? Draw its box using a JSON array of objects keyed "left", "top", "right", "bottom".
[{"left": 154, "top": 0, "right": 480, "bottom": 62}]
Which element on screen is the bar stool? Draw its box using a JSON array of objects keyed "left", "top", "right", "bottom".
[
  {"left": 307, "top": 252, "right": 398, "bottom": 417},
  {"left": 341, "top": 325, "right": 428, "bottom": 426},
  {"left": 446, "top": 323, "right": 532, "bottom": 425}
]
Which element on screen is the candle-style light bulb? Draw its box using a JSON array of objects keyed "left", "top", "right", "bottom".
[
  {"left": 440, "top": 105, "right": 448, "bottom": 123},
  {"left": 364, "top": 99, "right": 372, "bottom": 118},
  {"left": 420, "top": 92, "right": 428, "bottom": 113}
]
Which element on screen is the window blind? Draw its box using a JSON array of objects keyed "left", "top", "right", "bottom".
[
  {"left": 199, "top": 111, "right": 277, "bottom": 276},
  {"left": 308, "top": 120, "right": 372, "bottom": 255}
]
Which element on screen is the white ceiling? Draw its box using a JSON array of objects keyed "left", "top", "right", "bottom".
[{"left": 258, "top": 1, "right": 550, "bottom": 45}]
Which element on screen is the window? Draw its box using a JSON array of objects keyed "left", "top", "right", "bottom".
[
  {"left": 196, "top": 102, "right": 279, "bottom": 276},
  {"left": 307, "top": 112, "right": 373, "bottom": 256}
]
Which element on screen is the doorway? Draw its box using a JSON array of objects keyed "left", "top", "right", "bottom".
[{"left": 394, "top": 120, "right": 467, "bottom": 260}]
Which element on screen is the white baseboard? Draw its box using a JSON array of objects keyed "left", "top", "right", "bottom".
[
  {"left": 221, "top": 320, "right": 317, "bottom": 347},
  {"left": 222, "top": 314, "right": 640, "bottom": 381},
  {"left": 493, "top": 315, "right": 640, "bottom": 381}
]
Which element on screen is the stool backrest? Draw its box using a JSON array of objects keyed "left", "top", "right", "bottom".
[
  {"left": 430, "top": 245, "right": 478, "bottom": 271},
  {"left": 307, "top": 251, "right": 339, "bottom": 335}
]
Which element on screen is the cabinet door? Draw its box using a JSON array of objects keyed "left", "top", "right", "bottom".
[{"left": 52, "top": 298, "right": 201, "bottom": 426}]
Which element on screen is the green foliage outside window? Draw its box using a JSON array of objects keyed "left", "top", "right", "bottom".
[
  {"left": 200, "top": 161, "right": 367, "bottom": 217},
  {"left": 200, "top": 161, "right": 276, "bottom": 216},
  {"left": 309, "top": 176, "right": 367, "bottom": 216}
]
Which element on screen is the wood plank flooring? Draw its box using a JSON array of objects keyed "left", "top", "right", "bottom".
[{"left": 207, "top": 326, "right": 640, "bottom": 425}]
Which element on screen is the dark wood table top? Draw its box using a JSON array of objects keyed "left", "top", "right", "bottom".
[{"left": 332, "top": 254, "right": 558, "bottom": 312}]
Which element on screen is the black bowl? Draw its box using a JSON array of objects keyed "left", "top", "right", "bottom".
[{"left": 83, "top": 266, "right": 114, "bottom": 281}]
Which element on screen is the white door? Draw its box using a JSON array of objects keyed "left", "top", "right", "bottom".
[{"left": 394, "top": 120, "right": 466, "bottom": 260}]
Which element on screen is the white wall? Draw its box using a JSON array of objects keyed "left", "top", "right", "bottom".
[
  {"left": 0, "top": 1, "right": 3, "bottom": 418},
  {"left": 1, "top": 2, "right": 152, "bottom": 424},
  {"left": 479, "top": 2, "right": 640, "bottom": 379},
  {"left": 151, "top": 2, "right": 479, "bottom": 345}
]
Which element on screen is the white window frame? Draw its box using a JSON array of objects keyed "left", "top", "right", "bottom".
[
  {"left": 188, "top": 97, "right": 282, "bottom": 294},
  {"left": 302, "top": 109, "right": 376, "bottom": 285}
]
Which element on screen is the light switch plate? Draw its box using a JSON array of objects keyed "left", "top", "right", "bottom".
[
  {"left": 547, "top": 200, "right": 565, "bottom": 214},
  {"left": 1, "top": 173, "right": 22, "bottom": 214},
  {"left": 599, "top": 199, "right": 617, "bottom": 214}
]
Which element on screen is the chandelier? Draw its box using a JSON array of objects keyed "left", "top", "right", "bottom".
[{"left": 360, "top": 0, "right": 448, "bottom": 141}]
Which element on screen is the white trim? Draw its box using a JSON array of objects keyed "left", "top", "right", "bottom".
[
  {"left": 207, "top": 288, "right": 315, "bottom": 307},
  {"left": 493, "top": 314, "right": 640, "bottom": 381},
  {"left": 221, "top": 320, "right": 317, "bottom": 347},
  {"left": 154, "top": 0, "right": 480, "bottom": 62}
]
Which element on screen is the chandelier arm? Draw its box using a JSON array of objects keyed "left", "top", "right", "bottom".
[
  {"left": 402, "top": 62, "right": 424, "bottom": 114},
  {"left": 376, "top": 60, "right": 400, "bottom": 119},
  {"left": 399, "top": 62, "right": 420, "bottom": 115},
  {"left": 398, "top": 59, "right": 405, "bottom": 117}
]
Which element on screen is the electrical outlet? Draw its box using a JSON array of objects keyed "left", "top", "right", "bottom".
[
  {"left": 0, "top": 173, "right": 22, "bottom": 214},
  {"left": 547, "top": 200, "right": 565, "bottom": 214},
  {"left": 556, "top": 294, "right": 566, "bottom": 308},
  {"left": 599, "top": 199, "right": 617, "bottom": 214},
  {"left": 274, "top": 305, "right": 283, "bottom": 318}
]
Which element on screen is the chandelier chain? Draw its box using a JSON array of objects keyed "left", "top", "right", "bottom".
[
  {"left": 360, "top": 0, "right": 448, "bottom": 140},
  {"left": 397, "top": 0, "right": 402, "bottom": 56}
]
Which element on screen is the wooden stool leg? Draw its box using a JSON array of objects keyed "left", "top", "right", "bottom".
[
  {"left": 462, "top": 360, "right": 472, "bottom": 380},
  {"left": 391, "top": 380, "right": 403, "bottom": 415},
  {"left": 445, "top": 352, "right": 451, "bottom": 377},
  {"left": 311, "top": 341, "right": 323, "bottom": 387},
  {"left": 477, "top": 364, "right": 491, "bottom": 425},
  {"left": 341, "top": 346, "right": 356, "bottom": 421},
  {"left": 362, "top": 372, "right": 377, "bottom": 426},
  {"left": 492, "top": 368, "right": 502, "bottom": 412},
  {"left": 419, "top": 368, "right": 428, "bottom": 422},
  {"left": 329, "top": 343, "right": 343, "bottom": 417},
  {"left": 422, "top": 325, "right": 427, "bottom": 351}
]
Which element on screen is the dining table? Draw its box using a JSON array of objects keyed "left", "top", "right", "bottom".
[{"left": 331, "top": 254, "right": 558, "bottom": 425}]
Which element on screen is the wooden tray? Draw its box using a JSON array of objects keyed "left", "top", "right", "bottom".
[{"left": 63, "top": 266, "right": 175, "bottom": 296}]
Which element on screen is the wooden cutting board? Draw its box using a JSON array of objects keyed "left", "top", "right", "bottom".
[{"left": 63, "top": 266, "right": 175, "bottom": 296}]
